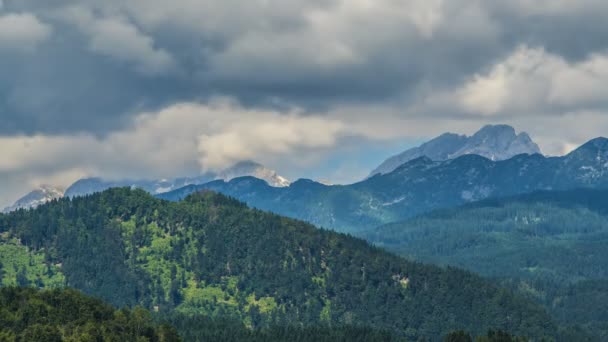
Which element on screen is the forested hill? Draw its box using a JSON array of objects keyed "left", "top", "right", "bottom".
[
  {"left": 0, "top": 188, "right": 556, "bottom": 340},
  {"left": 364, "top": 188, "right": 608, "bottom": 340}
]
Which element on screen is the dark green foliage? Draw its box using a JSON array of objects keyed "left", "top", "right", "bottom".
[
  {"left": 168, "top": 314, "right": 406, "bottom": 342},
  {"left": 364, "top": 189, "right": 608, "bottom": 340},
  {"left": 0, "top": 188, "right": 557, "bottom": 340},
  {"left": 475, "top": 330, "right": 528, "bottom": 342},
  {"left": 445, "top": 329, "right": 530, "bottom": 342},
  {"left": 444, "top": 330, "right": 472, "bottom": 342},
  {"left": 0, "top": 287, "right": 180, "bottom": 341}
]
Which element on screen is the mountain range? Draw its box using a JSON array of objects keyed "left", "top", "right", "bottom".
[
  {"left": 4, "top": 161, "right": 290, "bottom": 213},
  {"left": 7, "top": 125, "right": 607, "bottom": 234},
  {"left": 5, "top": 124, "right": 537, "bottom": 214},
  {"left": 370, "top": 124, "right": 542, "bottom": 177},
  {"left": 159, "top": 137, "right": 608, "bottom": 232}
]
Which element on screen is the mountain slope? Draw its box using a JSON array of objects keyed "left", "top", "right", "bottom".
[
  {"left": 64, "top": 175, "right": 216, "bottom": 198},
  {"left": 159, "top": 138, "right": 608, "bottom": 233},
  {"left": 61, "top": 161, "right": 288, "bottom": 200},
  {"left": 3, "top": 160, "right": 289, "bottom": 213},
  {"left": 370, "top": 124, "right": 541, "bottom": 177},
  {"left": 0, "top": 188, "right": 556, "bottom": 340},
  {"left": 218, "top": 160, "right": 290, "bottom": 187},
  {"left": 2, "top": 185, "right": 64, "bottom": 213},
  {"left": 362, "top": 188, "right": 608, "bottom": 339}
]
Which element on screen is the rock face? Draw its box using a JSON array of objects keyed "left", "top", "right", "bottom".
[
  {"left": 159, "top": 137, "right": 608, "bottom": 233},
  {"left": 3, "top": 186, "right": 64, "bottom": 213},
  {"left": 370, "top": 124, "right": 542, "bottom": 177}
]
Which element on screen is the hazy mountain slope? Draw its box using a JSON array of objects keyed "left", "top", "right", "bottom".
[
  {"left": 61, "top": 161, "right": 288, "bottom": 200},
  {"left": 2, "top": 186, "right": 64, "bottom": 213},
  {"left": 218, "top": 160, "right": 290, "bottom": 187},
  {"left": 362, "top": 188, "right": 608, "bottom": 339},
  {"left": 159, "top": 138, "right": 608, "bottom": 233},
  {"left": 370, "top": 124, "right": 541, "bottom": 177},
  {"left": 64, "top": 175, "right": 216, "bottom": 198},
  {"left": 3, "top": 161, "right": 288, "bottom": 213},
  {"left": 0, "top": 188, "right": 556, "bottom": 340}
]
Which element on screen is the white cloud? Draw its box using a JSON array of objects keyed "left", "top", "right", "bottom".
[
  {"left": 0, "top": 100, "right": 348, "bottom": 206},
  {"left": 197, "top": 107, "right": 345, "bottom": 169},
  {"left": 62, "top": 6, "right": 174, "bottom": 75},
  {"left": 456, "top": 46, "right": 608, "bottom": 115},
  {"left": 499, "top": 0, "right": 608, "bottom": 15},
  {"left": 0, "top": 13, "right": 52, "bottom": 51}
]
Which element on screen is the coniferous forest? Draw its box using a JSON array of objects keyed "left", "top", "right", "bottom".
[
  {"left": 365, "top": 189, "right": 608, "bottom": 340},
  {"left": 0, "top": 188, "right": 565, "bottom": 340}
]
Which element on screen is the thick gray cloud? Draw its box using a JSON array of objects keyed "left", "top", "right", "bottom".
[
  {"left": 1, "top": 0, "right": 607, "bottom": 134},
  {"left": 2, "top": 0, "right": 608, "bottom": 206}
]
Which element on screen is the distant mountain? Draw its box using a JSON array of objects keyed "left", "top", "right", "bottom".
[
  {"left": 218, "top": 160, "right": 290, "bottom": 187},
  {"left": 0, "top": 188, "right": 557, "bottom": 340},
  {"left": 62, "top": 161, "right": 289, "bottom": 199},
  {"left": 370, "top": 124, "right": 541, "bottom": 177},
  {"left": 159, "top": 137, "right": 608, "bottom": 233},
  {"left": 3, "top": 185, "right": 64, "bottom": 213},
  {"left": 362, "top": 188, "right": 608, "bottom": 339},
  {"left": 5, "top": 160, "right": 289, "bottom": 213},
  {"left": 64, "top": 175, "right": 216, "bottom": 198}
]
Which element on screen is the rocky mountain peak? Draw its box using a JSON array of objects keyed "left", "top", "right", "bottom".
[
  {"left": 218, "top": 160, "right": 291, "bottom": 187},
  {"left": 3, "top": 185, "right": 65, "bottom": 213},
  {"left": 370, "top": 124, "right": 542, "bottom": 177}
]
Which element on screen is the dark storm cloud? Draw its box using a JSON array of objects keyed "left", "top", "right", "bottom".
[{"left": 1, "top": 0, "right": 608, "bottom": 135}]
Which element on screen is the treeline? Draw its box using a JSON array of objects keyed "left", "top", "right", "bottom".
[
  {"left": 0, "top": 286, "right": 546, "bottom": 342},
  {"left": 167, "top": 314, "right": 406, "bottom": 342},
  {"left": 0, "top": 287, "right": 180, "bottom": 341}
]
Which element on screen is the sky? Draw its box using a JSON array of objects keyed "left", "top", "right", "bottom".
[{"left": 2, "top": 0, "right": 608, "bottom": 207}]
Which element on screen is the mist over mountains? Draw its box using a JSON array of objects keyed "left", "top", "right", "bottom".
[
  {"left": 3, "top": 161, "right": 290, "bottom": 213},
  {"left": 6, "top": 125, "right": 605, "bottom": 232}
]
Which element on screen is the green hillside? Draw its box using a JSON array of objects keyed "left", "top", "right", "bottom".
[
  {"left": 0, "top": 188, "right": 557, "bottom": 340},
  {"left": 364, "top": 189, "right": 608, "bottom": 339}
]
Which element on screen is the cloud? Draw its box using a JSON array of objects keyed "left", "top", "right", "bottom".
[
  {"left": 497, "top": 0, "right": 608, "bottom": 15},
  {"left": 0, "top": 99, "right": 349, "bottom": 206},
  {"left": 61, "top": 6, "right": 175, "bottom": 75},
  {"left": 197, "top": 105, "right": 345, "bottom": 169},
  {"left": 0, "top": 13, "right": 52, "bottom": 51},
  {"left": 3, "top": 0, "right": 608, "bottom": 135},
  {"left": 456, "top": 46, "right": 608, "bottom": 115}
]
